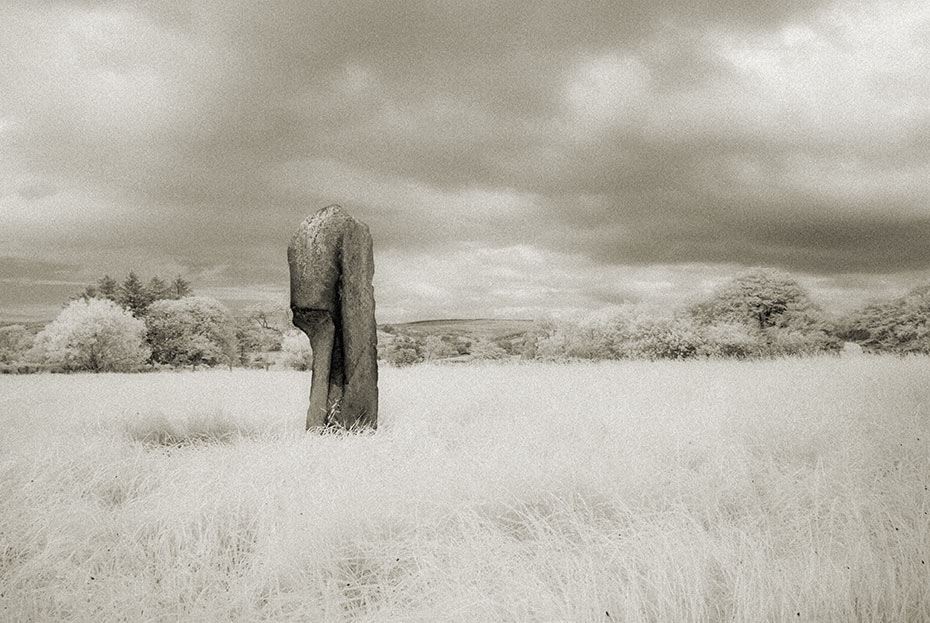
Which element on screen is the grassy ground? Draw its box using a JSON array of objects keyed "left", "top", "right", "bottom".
[{"left": 1, "top": 357, "right": 928, "bottom": 622}]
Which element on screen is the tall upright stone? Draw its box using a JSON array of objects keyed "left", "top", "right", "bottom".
[{"left": 287, "top": 205, "right": 378, "bottom": 430}]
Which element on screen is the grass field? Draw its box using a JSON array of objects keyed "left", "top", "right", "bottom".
[{"left": 1, "top": 357, "right": 929, "bottom": 622}]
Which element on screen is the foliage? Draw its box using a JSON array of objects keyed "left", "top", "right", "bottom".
[
  {"left": 277, "top": 330, "right": 313, "bottom": 370},
  {"left": 531, "top": 307, "right": 707, "bottom": 361},
  {"left": 78, "top": 274, "right": 120, "bottom": 303},
  {"left": 422, "top": 335, "right": 455, "bottom": 361},
  {"left": 379, "top": 335, "right": 424, "bottom": 366},
  {"left": 170, "top": 275, "right": 193, "bottom": 299},
  {"left": 468, "top": 338, "right": 509, "bottom": 360},
  {"left": 622, "top": 314, "right": 706, "bottom": 360},
  {"left": 147, "top": 276, "right": 171, "bottom": 302},
  {"left": 689, "top": 269, "right": 839, "bottom": 356},
  {"left": 841, "top": 283, "right": 930, "bottom": 354},
  {"left": 26, "top": 298, "right": 150, "bottom": 372},
  {"left": 698, "top": 322, "right": 759, "bottom": 358},
  {"left": 78, "top": 272, "right": 193, "bottom": 317},
  {"left": 235, "top": 312, "right": 284, "bottom": 366},
  {"left": 0, "top": 325, "right": 34, "bottom": 365},
  {"left": 145, "top": 297, "right": 237, "bottom": 368},
  {"left": 118, "top": 271, "right": 152, "bottom": 317}
]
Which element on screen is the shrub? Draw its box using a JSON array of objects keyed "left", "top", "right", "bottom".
[
  {"left": 26, "top": 298, "right": 150, "bottom": 372},
  {"left": 469, "top": 338, "right": 509, "bottom": 361},
  {"left": 277, "top": 330, "right": 313, "bottom": 370},
  {"left": 379, "top": 335, "right": 423, "bottom": 366},
  {"left": 0, "top": 325, "right": 34, "bottom": 365},
  {"left": 842, "top": 283, "right": 930, "bottom": 354},
  {"left": 623, "top": 315, "right": 705, "bottom": 360},
  {"left": 423, "top": 335, "right": 455, "bottom": 361},
  {"left": 699, "top": 322, "right": 760, "bottom": 358},
  {"left": 145, "top": 297, "right": 237, "bottom": 368}
]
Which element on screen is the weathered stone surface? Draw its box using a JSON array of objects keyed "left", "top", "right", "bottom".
[{"left": 288, "top": 205, "right": 378, "bottom": 430}]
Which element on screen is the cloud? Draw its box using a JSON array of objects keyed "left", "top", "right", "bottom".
[{"left": 2, "top": 0, "right": 930, "bottom": 321}]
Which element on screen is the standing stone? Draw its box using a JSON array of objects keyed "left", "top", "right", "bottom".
[{"left": 287, "top": 205, "right": 378, "bottom": 430}]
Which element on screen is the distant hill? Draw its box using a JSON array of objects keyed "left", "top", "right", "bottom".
[{"left": 380, "top": 318, "right": 535, "bottom": 341}]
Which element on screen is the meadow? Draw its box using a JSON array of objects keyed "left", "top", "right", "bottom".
[{"left": 1, "top": 357, "right": 928, "bottom": 622}]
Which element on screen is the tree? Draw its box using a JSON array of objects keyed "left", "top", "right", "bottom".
[
  {"left": 842, "top": 283, "right": 930, "bottom": 354},
  {"left": 26, "top": 298, "right": 150, "bottom": 372},
  {"left": 145, "top": 296, "right": 237, "bottom": 368},
  {"left": 77, "top": 274, "right": 119, "bottom": 303},
  {"left": 235, "top": 314, "right": 284, "bottom": 366},
  {"left": 118, "top": 271, "right": 152, "bottom": 316},
  {"left": 469, "top": 338, "right": 508, "bottom": 361},
  {"left": 97, "top": 275, "right": 119, "bottom": 301},
  {"left": 147, "top": 276, "right": 171, "bottom": 302},
  {"left": 422, "top": 335, "right": 455, "bottom": 361},
  {"left": 170, "top": 275, "right": 192, "bottom": 299},
  {"left": 0, "top": 325, "right": 33, "bottom": 365},
  {"left": 690, "top": 269, "right": 838, "bottom": 356}
]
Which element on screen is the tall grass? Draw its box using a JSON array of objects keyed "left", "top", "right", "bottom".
[{"left": 1, "top": 358, "right": 928, "bottom": 622}]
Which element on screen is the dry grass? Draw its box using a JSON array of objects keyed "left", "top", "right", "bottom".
[{"left": 1, "top": 357, "right": 929, "bottom": 622}]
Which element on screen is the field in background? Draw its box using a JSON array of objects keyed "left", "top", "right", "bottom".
[
  {"left": 383, "top": 318, "right": 535, "bottom": 341},
  {"left": 1, "top": 357, "right": 929, "bottom": 622}
]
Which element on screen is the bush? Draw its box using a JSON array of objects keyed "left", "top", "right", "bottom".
[
  {"left": 379, "top": 335, "right": 423, "bottom": 366},
  {"left": 623, "top": 315, "right": 705, "bottom": 360},
  {"left": 699, "top": 322, "right": 760, "bottom": 358},
  {"left": 842, "top": 283, "right": 930, "bottom": 354},
  {"left": 145, "top": 297, "right": 237, "bottom": 368},
  {"left": 277, "top": 330, "right": 313, "bottom": 370},
  {"left": 26, "top": 298, "right": 150, "bottom": 372},
  {"left": 0, "top": 325, "right": 34, "bottom": 365},
  {"left": 469, "top": 338, "right": 509, "bottom": 361}
]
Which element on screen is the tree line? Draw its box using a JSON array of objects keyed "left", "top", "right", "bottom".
[
  {"left": 379, "top": 269, "right": 930, "bottom": 365},
  {"left": 2, "top": 267, "right": 930, "bottom": 372},
  {"left": 0, "top": 272, "right": 284, "bottom": 373}
]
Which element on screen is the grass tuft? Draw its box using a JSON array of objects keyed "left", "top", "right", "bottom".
[{"left": 121, "top": 409, "right": 258, "bottom": 447}]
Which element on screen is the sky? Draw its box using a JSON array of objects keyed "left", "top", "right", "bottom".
[{"left": 2, "top": 0, "right": 930, "bottom": 324}]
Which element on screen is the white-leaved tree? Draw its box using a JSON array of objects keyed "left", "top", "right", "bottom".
[
  {"left": 145, "top": 296, "right": 237, "bottom": 368},
  {"left": 27, "top": 298, "right": 150, "bottom": 372}
]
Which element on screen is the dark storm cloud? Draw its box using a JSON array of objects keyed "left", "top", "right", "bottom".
[{"left": 2, "top": 0, "right": 930, "bottom": 321}]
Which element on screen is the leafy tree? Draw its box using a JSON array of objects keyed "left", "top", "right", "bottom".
[
  {"left": 0, "top": 325, "right": 34, "bottom": 364},
  {"left": 145, "top": 296, "right": 237, "bottom": 368},
  {"left": 118, "top": 271, "right": 152, "bottom": 316},
  {"left": 26, "top": 298, "right": 150, "bottom": 372},
  {"left": 690, "top": 269, "right": 838, "bottom": 355}
]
